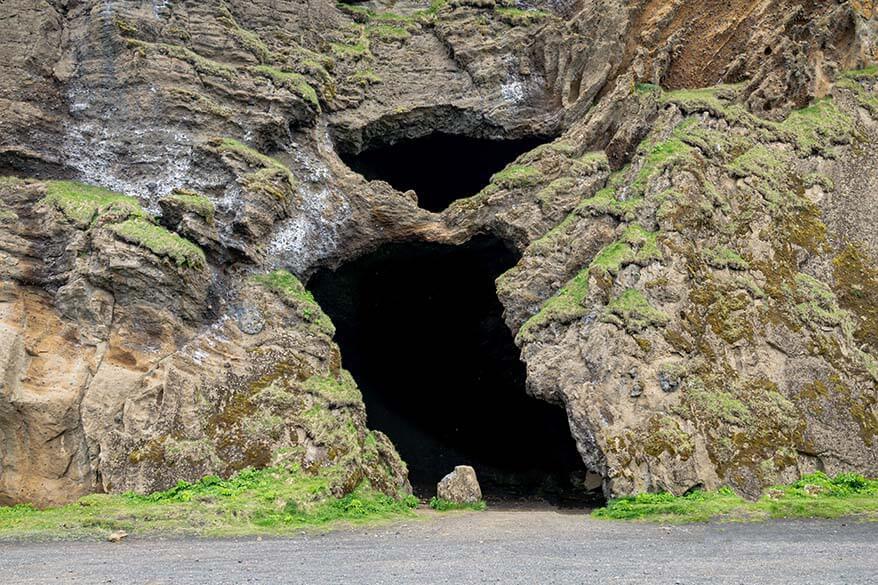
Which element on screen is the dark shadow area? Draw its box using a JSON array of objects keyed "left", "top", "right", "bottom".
[
  {"left": 309, "top": 235, "right": 601, "bottom": 507},
  {"left": 336, "top": 133, "right": 549, "bottom": 212}
]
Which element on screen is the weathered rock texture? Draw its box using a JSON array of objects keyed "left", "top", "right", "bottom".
[
  {"left": 0, "top": 0, "right": 876, "bottom": 504},
  {"left": 437, "top": 466, "right": 482, "bottom": 504}
]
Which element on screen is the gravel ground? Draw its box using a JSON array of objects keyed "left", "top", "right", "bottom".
[{"left": 1, "top": 509, "right": 876, "bottom": 584}]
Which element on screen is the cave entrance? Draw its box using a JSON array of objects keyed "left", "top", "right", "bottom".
[
  {"left": 309, "top": 235, "right": 596, "bottom": 506},
  {"left": 336, "top": 133, "right": 549, "bottom": 212}
]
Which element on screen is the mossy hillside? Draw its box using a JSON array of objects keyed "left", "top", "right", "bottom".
[
  {"left": 0, "top": 467, "right": 419, "bottom": 540},
  {"left": 41, "top": 181, "right": 206, "bottom": 270},
  {"left": 250, "top": 270, "right": 336, "bottom": 336},
  {"left": 593, "top": 472, "right": 878, "bottom": 523}
]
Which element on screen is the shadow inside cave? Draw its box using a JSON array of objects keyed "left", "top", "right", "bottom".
[
  {"left": 309, "top": 235, "right": 602, "bottom": 507},
  {"left": 335, "top": 133, "right": 549, "bottom": 212}
]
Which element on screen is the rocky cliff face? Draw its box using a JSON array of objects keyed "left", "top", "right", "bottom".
[{"left": 0, "top": 0, "right": 876, "bottom": 505}]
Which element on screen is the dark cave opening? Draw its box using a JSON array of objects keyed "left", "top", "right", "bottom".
[
  {"left": 309, "top": 235, "right": 598, "bottom": 506},
  {"left": 336, "top": 133, "right": 549, "bottom": 212}
]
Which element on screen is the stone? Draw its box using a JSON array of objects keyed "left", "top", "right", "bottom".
[
  {"left": 437, "top": 466, "right": 482, "bottom": 504},
  {"left": 107, "top": 530, "right": 128, "bottom": 543}
]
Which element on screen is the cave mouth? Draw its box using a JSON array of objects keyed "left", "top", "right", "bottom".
[
  {"left": 336, "top": 133, "right": 550, "bottom": 212},
  {"left": 309, "top": 235, "right": 599, "bottom": 506}
]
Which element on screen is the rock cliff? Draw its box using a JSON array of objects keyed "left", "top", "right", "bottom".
[{"left": 0, "top": 0, "right": 876, "bottom": 505}]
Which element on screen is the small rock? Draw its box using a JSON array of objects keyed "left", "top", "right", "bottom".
[
  {"left": 766, "top": 488, "right": 785, "bottom": 500},
  {"left": 437, "top": 465, "right": 482, "bottom": 504},
  {"left": 803, "top": 484, "right": 824, "bottom": 497},
  {"left": 106, "top": 530, "right": 128, "bottom": 543}
]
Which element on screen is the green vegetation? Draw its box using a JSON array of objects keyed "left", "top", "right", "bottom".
[
  {"left": 517, "top": 226, "right": 662, "bottom": 342},
  {"left": 42, "top": 180, "right": 146, "bottom": 227},
  {"left": 251, "top": 65, "right": 320, "bottom": 108},
  {"left": 366, "top": 23, "right": 411, "bottom": 42},
  {"left": 494, "top": 7, "right": 549, "bottom": 25},
  {"left": 490, "top": 165, "right": 543, "bottom": 189},
  {"left": 517, "top": 266, "right": 591, "bottom": 343},
  {"left": 250, "top": 270, "right": 335, "bottom": 336},
  {"left": 39, "top": 180, "right": 207, "bottom": 269},
  {"left": 163, "top": 190, "right": 215, "bottom": 223},
  {"left": 429, "top": 497, "right": 487, "bottom": 512},
  {"left": 109, "top": 218, "right": 207, "bottom": 269},
  {"left": 602, "top": 288, "right": 669, "bottom": 333},
  {"left": 214, "top": 138, "right": 297, "bottom": 200},
  {"left": 0, "top": 466, "right": 419, "bottom": 540},
  {"left": 352, "top": 68, "right": 382, "bottom": 86},
  {"left": 842, "top": 65, "right": 878, "bottom": 81},
  {"left": 593, "top": 473, "right": 878, "bottom": 523}
]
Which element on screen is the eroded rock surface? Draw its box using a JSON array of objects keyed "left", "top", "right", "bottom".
[{"left": 0, "top": 0, "right": 876, "bottom": 505}]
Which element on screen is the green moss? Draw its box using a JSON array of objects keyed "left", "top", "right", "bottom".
[
  {"left": 0, "top": 207, "right": 16, "bottom": 222},
  {"left": 490, "top": 165, "right": 543, "bottom": 189},
  {"left": 109, "top": 218, "right": 206, "bottom": 269},
  {"left": 218, "top": 5, "right": 272, "bottom": 63},
  {"left": 163, "top": 190, "right": 215, "bottom": 223},
  {"left": 156, "top": 43, "right": 237, "bottom": 80},
  {"left": 774, "top": 98, "right": 853, "bottom": 157},
  {"left": 167, "top": 87, "right": 234, "bottom": 119},
  {"left": 366, "top": 23, "right": 411, "bottom": 42},
  {"left": 42, "top": 180, "right": 146, "bottom": 228},
  {"left": 302, "top": 371, "right": 363, "bottom": 406},
  {"left": 516, "top": 267, "right": 590, "bottom": 343},
  {"left": 632, "top": 130, "right": 694, "bottom": 196},
  {"left": 726, "top": 144, "right": 791, "bottom": 204},
  {"left": 842, "top": 65, "right": 878, "bottom": 81},
  {"left": 704, "top": 246, "right": 749, "bottom": 270},
  {"left": 250, "top": 270, "right": 335, "bottom": 336},
  {"left": 643, "top": 415, "right": 695, "bottom": 460},
  {"left": 660, "top": 84, "right": 745, "bottom": 120},
  {"left": 602, "top": 289, "right": 670, "bottom": 333},
  {"left": 791, "top": 273, "right": 849, "bottom": 330},
  {"left": 519, "top": 226, "right": 660, "bottom": 341},
  {"left": 635, "top": 83, "right": 660, "bottom": 95},
  {"left": 494, "top": 7, "right": 549, "bottom": 25},
  {"left": 251, "top": 65, "right": 319, "bottom": 108},
  {"left": 214, "top": 138, "right": 297, "bottom": 199},
  {"left": 832, "top": 244, "right": 878, "bottom": 351},
  {"left": 579, "top": 185, "right": 644, "bottom": 220},
  {"left": 351, "top": 68, "right": 382, "bottom": 86}
]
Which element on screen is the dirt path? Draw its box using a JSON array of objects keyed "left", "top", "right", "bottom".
[{"left": 1, "top": 509, "right": 876, "bottom": 584}]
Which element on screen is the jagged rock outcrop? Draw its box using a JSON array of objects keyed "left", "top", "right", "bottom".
[{"left": 0, "top": 0, "right": 876, "bottom": 505}]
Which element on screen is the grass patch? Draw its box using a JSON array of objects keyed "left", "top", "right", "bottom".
[
  {"left": 42, "top": 180, "right": 146, "bottom": 227},
  {"left": 0, "top": 467, "right": 419, "bottom": 540},
  {"left": 592, "top": 473, "right": 878, "bottom": 523},
  {"left": 251, "top": 65, "right": 320, "bottom": 108},
  {"left": 109, "top": 218, "right": 206, "bottom": 269},
  {"left": 490, "top": 165, "right": 543, "bottom": 189},
  {"left": 494, "top": 7, "right": 549, "bottom": 25},
  {"left": 250, "top": 270, "right": 335, "bottom": 335},
  {"left": 162, "top": 190, "right": 215, "bottom": 223},
  {"left": 429, "top": 497, "right": 487, "bottom": 512}
]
